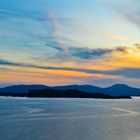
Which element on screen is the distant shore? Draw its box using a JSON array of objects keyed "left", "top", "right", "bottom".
[
  {"left": 1, "top": 84, "right": 139, "bottom": 99},
  {"left": 0, "top": 89, "right": 132, "bottom": 99}
]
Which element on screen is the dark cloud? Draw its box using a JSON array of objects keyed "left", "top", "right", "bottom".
[
  {"left": 46, "top": 43, "right": 64, "bottom": 51},
  {"left": 134, "top": 43, "right": 140, "bottom": 49},
  {"left": 115, "top": 46, "right": 127, "bottom": 52},
  {"left": 107, "top": 67, "right": 140, "bottom": 78},
  {"left": 70, "top": 46, "right": 128, "bottom": 59},
  {"left": 0, "top": 59, "right": 20, "bottom": 66},
  {"left": 0, "top": 4, "right": 131, "bottom": 61},
  {"left": 68, "top": 47, "right": 112, "bottom": 59},
  {"left": 46, "top": 41, "right": 128, "bottom": 59}
]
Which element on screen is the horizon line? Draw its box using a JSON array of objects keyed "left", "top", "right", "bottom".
[{"left": 0, "top": 83, "right": 139, "bottom": 89}]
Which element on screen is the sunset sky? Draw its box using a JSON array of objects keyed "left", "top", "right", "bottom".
[{"left": 0, "top": 0, "right": 140, "bottom": 87}]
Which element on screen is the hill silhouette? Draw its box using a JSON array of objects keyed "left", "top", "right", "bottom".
[
  {"left": 27, "top": 89, "right": 131, "bottom": 99},
  {"left": 0, "top": 83, "right": 139, "bottom": 98}
]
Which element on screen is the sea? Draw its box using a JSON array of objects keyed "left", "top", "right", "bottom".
[{"left": 0, "top": 97, "right": 140, "bottom": 140}]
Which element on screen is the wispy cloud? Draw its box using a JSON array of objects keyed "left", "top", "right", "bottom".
[
  {"left": 113, "top": 0, "right": 140, "bottom": 30},
  {"left": 0, "top": 0, "right": 140, "bottom": 86},
  {"left": 0, "top": 8, "right": 69, "bottom": 22},
  {"left": 107, "top": 67, "right": 140, "bottom": 78},
  {"left": 0, "top": 67, "right": 9, "bottom": 71},
  {"left": 0, "top": 9, "right": 43, "bottom": 21},
  {"left": 123, "top": 11, "right": 140, "bottom": 29},
  {"left": 45, "top": 42, "right": 129, "bottom": 60},
  {"left": 0, "top": 58, "right": 140, "bottom": 79}
]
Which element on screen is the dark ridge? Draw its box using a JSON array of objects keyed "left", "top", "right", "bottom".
[
  {"left": 27, "top": 89, "right": 131, "bottom": 99},
  {"left": 0, "top": 83, "right": 140, "bottom": 98},
  {"left": 0, "top": 84, "right": 50, "bottom": 93}
]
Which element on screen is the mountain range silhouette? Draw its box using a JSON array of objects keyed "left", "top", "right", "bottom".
[{"left": 0, "top": 84, "right": 139, "bottom": 98}]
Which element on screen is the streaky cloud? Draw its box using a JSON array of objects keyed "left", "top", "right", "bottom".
[
  {"left": 0, "top": 67, "right": 9, "bottom": 71},
  {"left": 0, "top": 59, "right": 140, "bottom": 79},
  {"left": 46, "top": 43, "right": 64, "bottom": 51},
  {"left": 0, "top": 9, "right": 43, "bottom": 21},
  {"left": 0, "top": 8, "right": 70, "bottom": 22},
  {"left": 114, "top": 0, "right": 140, "bottom": 30},
  {"left": 107, "top": 67, "right": 140, "bottom": 79}
]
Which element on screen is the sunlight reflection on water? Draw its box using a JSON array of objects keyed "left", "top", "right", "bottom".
[{"left": 0, "top": 97, "right": 140, "bottom": 140}]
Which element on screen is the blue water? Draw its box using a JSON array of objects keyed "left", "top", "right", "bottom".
[{"left": 0, "top": 97, "right": 140, "bottom": 140}]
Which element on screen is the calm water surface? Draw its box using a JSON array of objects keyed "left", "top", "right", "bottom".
[{"left": 0, "top": 97, "right": 140, "bottom": 140}]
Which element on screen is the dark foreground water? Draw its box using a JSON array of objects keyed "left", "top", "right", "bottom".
[{"left": 0, "top": 97, "right": 140, "bottom": 140}]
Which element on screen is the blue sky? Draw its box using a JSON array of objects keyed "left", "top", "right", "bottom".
[{"left": 0, "top": 0, "right": 140, "bottom": 87}]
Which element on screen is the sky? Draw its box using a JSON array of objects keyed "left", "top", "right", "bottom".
[{"left": 0, "top": 0, "right": 140, "bottom": 87}]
